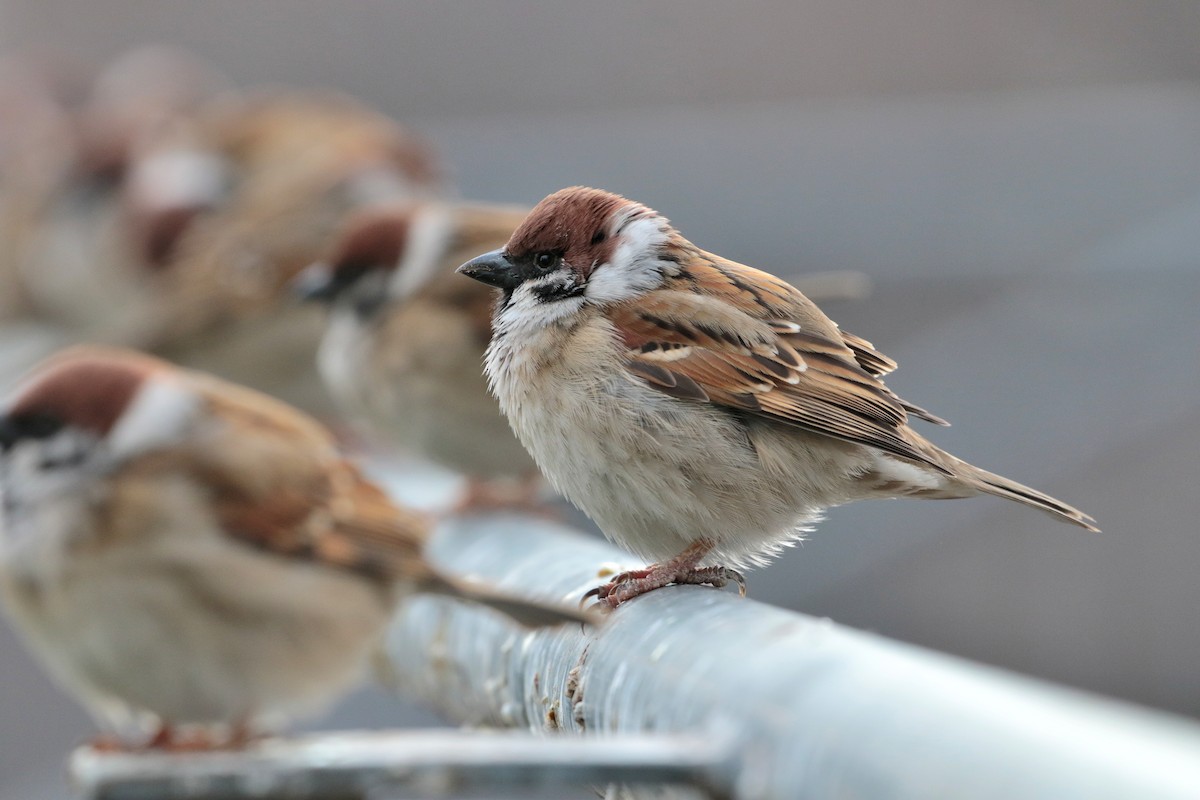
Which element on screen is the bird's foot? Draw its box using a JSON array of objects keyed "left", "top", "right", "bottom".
[
  {"left": 86, "top": 733, "right": 130, "bottom": 752},
  {"left": 583, "top": 561, "right": 746, "bottom": 609},
  {"left": 145, "top": 724, "right": 219, "bottom": 752},
  {"left": 672, "top": 565, "right": 747, "bottom": 596},
  {"left": 137, "top": 720, "right": 258, "bottom": 751}
]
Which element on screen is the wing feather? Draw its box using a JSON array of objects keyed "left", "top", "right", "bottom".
[
  {"left": 191, "top": 374, "right": 434, "bottom": 583},
  {"left": 612, "top": 252, "right": 950, "bottom": 468}
]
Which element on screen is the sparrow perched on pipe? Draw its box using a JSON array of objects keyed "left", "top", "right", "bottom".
[
  {"left": 458, "top": 187, "right": 1098, "bottom": 607},
  {"left": 0, "top": 347, "right": 590, "bottom": 749},
  {"left": 297, "top": 201, "right": 544, "bottom": 510}
]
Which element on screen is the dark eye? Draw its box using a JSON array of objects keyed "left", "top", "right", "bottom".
[{"left": 533, "top": 252, "right": 558, "bottom": 271}]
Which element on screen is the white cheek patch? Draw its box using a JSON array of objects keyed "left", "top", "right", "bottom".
[
  {"left": 388, "top": 203, "right": 455, "bottom": 301},
  {"left": 106, "top": 379, "right": 201, "bottom": 460},
  {"left": 0, "top": 429, "right": 100, "bottom": 539},
  {"left": 612, "top": 212, "right": 670, "bottom": 256},
  {"left": 586, "top": 214, "right": 670, "bottom": 304},
  {"left": 129, "top": 149, "right": 228, "bottom": 211},
  {"left": 36, "top": 429, "right": 92, "bottom": 467}
]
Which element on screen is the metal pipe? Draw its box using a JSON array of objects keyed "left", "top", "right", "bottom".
[
  {"left": 385, "top": 515, "right": 1200, "bottom": 800},
  {"left": 70, "top": 730, "right": 727, "bottom": 800}
]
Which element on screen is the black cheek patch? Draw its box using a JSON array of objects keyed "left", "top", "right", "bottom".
[
  {"left": 38, "top": 450, "right": 88, "bottom": 471},
  {"left": 531, "top": 280, "right": 586, "bottom": 302},
  {"left": 354, "top": 293, "right": 388, "bottom": 321},
  {"left": 495, "top": 288, "right": 517, "bottom": 317}
]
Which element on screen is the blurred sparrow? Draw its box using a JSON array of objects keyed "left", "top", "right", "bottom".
[
  {"left": 0, "top": 347, "right": 588, "bottom": 748},
  {"left": 144, "top": 91, "right": 445, "bottom": 414},
  {"left": 7, "top": 70, "right": 444, "bottom": 414},
  {"left": 12, "top": 47, "right": 229, "bottom": 342},
  {"left": 0, "top": 53, "right": 83, "bottom": 320},
  {"left": 458, "top": 187, "right": 1098, "bottom": 607},
  {"left": 298, "top": 201, "right": 543, "bottom": 510}
]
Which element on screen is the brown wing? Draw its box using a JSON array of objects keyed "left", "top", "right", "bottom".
[
  {"left": 189, "top": 372, "right": 434, "bottom": 584},
  {"left": 613, "top": 252, "right": 949, "bottom": 468},
  {"left": 838, "top": 330, "right": 948, "bottom": 425},
  {"left": 319, "top": 463, "right": 435, "bottom": 582}
]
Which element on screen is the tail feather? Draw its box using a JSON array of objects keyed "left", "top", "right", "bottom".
[
  {"left": 962, "top": 464, "right": 1099, "bottom": 532},
  {"left": 427, "top": 572, "right": 599, "bottom": 628}
]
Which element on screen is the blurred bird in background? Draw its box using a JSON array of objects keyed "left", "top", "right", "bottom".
[
  {"left": 147, "top": 90, "right": 445, "bottom": 414},
  {"left": 0, "top": 347, "right": 591, "bottom": 750},
  {"left": 2, "top": 49, "right": 446, "bottom": 415},
  {"left": 0, "top": 51, "right": 86, "bottom": 322},
  {"left": 297, "top": 201, "right": 547, "bottom": 511},
  {"left": 12, "top": 46, "right": 229, "bottom": 343}
]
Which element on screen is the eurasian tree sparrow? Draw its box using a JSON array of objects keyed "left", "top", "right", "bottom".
[
  {"left": 144, "top": 91, "right": 444, "bottom": 414},
  {"left": 0, "top": 347, "right": 588, "bottom": 748},
  {"left": 298, "top": 202, "right": 543, "bottom": 509},
  {"left": 458, "top": 187, "right": 1098, "bottom": 607},
  {"left": 13, "top": 86, "right": 443, "bottom": 415}
]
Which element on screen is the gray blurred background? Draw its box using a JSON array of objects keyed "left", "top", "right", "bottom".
[{"left": 1, "top": 2, "right": 1198, "bottom": 797}]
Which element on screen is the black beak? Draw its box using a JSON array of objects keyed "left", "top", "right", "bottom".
[
  {"left": 291, "top": 262, "right": 338, "bottom": 303},
  {"left": 457, "top": 249, "right": 521, "bottom": 290}
]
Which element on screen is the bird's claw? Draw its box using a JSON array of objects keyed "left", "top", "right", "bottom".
[{"left": 583, "top": 563, "right": 748, "bottom": 609}]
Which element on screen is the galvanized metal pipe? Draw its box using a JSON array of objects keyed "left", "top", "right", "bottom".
[
  {"left": 70, "top": 730, "right": 726, "bottom": 800},
  {"left": 386, "top": 515, "right": 1200, "bottom": 800}
]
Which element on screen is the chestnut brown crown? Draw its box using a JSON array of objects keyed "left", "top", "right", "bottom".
[
  {"left": 296, "top": 205, "right": 412, "bottom": 304},
  {"left": 502, "top": 186, "right": 632, "bottom": 278},
  {"left": 0, "top": 350, "right": 157, "bottom": 449},
  {"left": 331, "top": 207, "right": 411, "bottom": 278}
]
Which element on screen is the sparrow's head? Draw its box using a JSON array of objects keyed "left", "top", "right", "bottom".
[
  {"left": 0, "top": 349, "right": 199, "bottom": 515},
  {"left": 293, "top": 205, "right": 413, "bottom": 318},
  {"left": 457, "top": 187, "right": 676, "bottom": 326}
]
